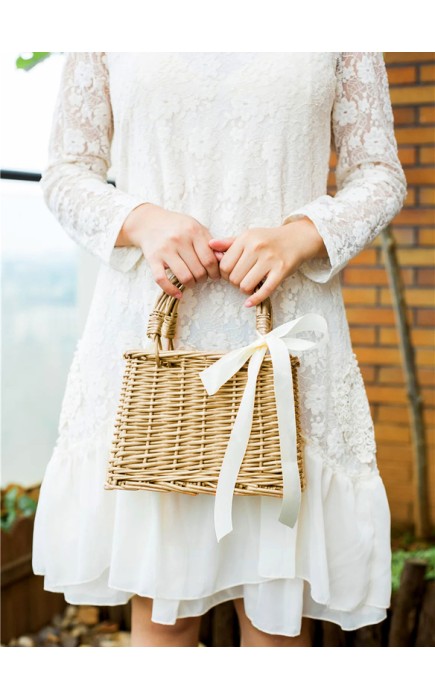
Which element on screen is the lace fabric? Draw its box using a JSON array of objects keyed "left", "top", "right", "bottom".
[{"left": 33, "top": 52, "right": 406, "bottom": 632}]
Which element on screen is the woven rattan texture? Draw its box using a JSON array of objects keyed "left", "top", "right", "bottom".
[{"left": 105, "top": 349, "right": 305, "bottom": 497}]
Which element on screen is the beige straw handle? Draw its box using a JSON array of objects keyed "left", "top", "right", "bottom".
[{"left": 146, "top": 271, "right": 273, "bottom": 363}]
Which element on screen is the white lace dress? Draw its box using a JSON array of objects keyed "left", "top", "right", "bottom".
[{"left": 32, "top": 52, "right": 407, "bottom": 636}]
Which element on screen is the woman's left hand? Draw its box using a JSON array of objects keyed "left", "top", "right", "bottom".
[{"left": 208, "top": 216, "right": 328, "bottom": 307}]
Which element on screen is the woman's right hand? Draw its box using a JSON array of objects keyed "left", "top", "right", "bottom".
[{"left": 116, "top": 202, "right": 222, "bottom": 298}]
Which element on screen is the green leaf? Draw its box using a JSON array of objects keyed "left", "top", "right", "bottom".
[
  {"left": 16, "top": 52, "right": 53, "bottom": 71},
  {"left": 17, "top": 494, "right": 37, "bottom": 513},
  {"left": 1, "top": 510, "right": 17, "bottom": 532},
  {"left": 3, "top": 486, "right": 19, "bottom": 508}
]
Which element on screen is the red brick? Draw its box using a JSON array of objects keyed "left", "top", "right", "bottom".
[
  {"left": 342, "top": 287, "right": 377, "bottom": 305},
  {"left": 377, "top": 444, "right": 413, "bottom": 461},
  {"left": 422, "top": 387, "right": 435, "bottom": 405},
  {"left": 356, "top": 347, "right": 402, "bottom": 364},
  {"left": 412, "top": 329, "right": 435, "bottom": 346},
  {"left": 405, "top": 188, "right": 416, "bottom": 205},
  {"left": 394, "top": 107, "right": 417, "bottom": 124},
  {"left": 347, "top": 249, "right": 378, "bottom": 266},
  {"left": 397, "top": 147, "right": 416, "bottom": 165},
  {"left": 395, "top": 208, "right": 435, "bottom": 225},
  {"left": 361, "top": 365, "right": 377, "bottom": 382},
  {"left": 420, "top": 187, "right": 435, "bottom": 205},
  {"left": 380, "top": 461, "right": 413, "bottom": 482},
  {"left": 349, "top": 327, "right": 376, "bottom": 345},
  {"left": 417, "top": 268, "right": 435, "bottom": 285},
  {"left": 378, "top": 367, "right": 405, "bottom": 383},
  {"left": 367, "top": 385, "right": 408, "bottom": 404},
  {"left": 397, "top": 248, "right": 435, "bottom": 265},
  {"left": 420, "top": 147, "right": 435, "bottom": 164},
  {"left": 375, "top": 423, "right": 411, "bottom": 443},
  {"left": 390, "top": 228, "right": 416, "bottom": 246},
  {"left": 419, "top": 368, "right": 435, "bottom": 386},
  {"left": 377, "top": 405, "right": 410, "bottom": 423},
  {"left": 396, "top": 128, "right": 435, "bottom": 144},
  {"left": 387, "top": 66, "right": 417, "bottom": 84},
  {"left": 343, "top": 268, "right": 386, "bottom": 286},
  {"left": 418, "top": 350, "right": 435, "bottom": 367},
  {"left": 419, "top": 106, "right": 435, "bottom": 123},
  {"left": 419, "top": 228, "right": 435, "bottom": 244},
  {"left": 417, "top": 309, "right": 435, "bottom": 326},
  {"left": 379, "top": 327, "right": 435, "bottom": 347},
  {"left": 421, "top": 64, "right": 435, "bottom": 82},
  {"left": 390, "top": 86, "right": 435, "bottom": 106},
  {"left": 346, "top": 308, "right": 394, "bottom": 326},
  {"left": 385, "top": 53, "right": 435, "bottom": 63},
  {"left": 401, "top": 168, "right": 435, "bottom": 184},
  {"left": 380, "top": 287, "right": 435, "bottom": 307}
]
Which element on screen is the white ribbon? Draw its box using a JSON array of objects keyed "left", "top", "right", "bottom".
[{"left": 198, "top": 312, "right": 329, "bottom": 543}]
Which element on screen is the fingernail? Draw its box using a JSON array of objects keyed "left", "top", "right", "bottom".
[
  {"left": 245, "top": 300, "right": 252, "bottom": 307},
  {"left": 175, "top": 292, "right": 182, "bottom": 299}
]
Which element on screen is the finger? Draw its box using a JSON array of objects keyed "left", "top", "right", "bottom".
[
  {"left": 244, "top": 270, "right": 282, "bottom": 307},
  {"left": 164, "top": 250, "right": 204, "bottom": 289},
  {"left": 238, "top": 259, "right": 271, "bottom": 294},
  {"left": 216, "top": 238, "right": 244, "bottom": 280},
  {"left": 227, "top": 249, "right": 260, "bottom": 287},
  {"left": 208, "top": 237, "right": 236, "bottom": 251},
  {"left": 177, "top": 243, "right": 209, "bottom": 283},
  {"left": 149, "top": 259, "right": 184, "bottom": 298},
  {"left": 192, "top": 237, "right": 221, "bottom": 279}
]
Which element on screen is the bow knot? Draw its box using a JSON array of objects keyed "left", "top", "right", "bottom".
[{"left": 198, "top": 312, "right": 329, "bottom": 542}]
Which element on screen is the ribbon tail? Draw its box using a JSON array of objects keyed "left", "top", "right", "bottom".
[
  {"left": 266, "top": 336, "right": 301, "bottom": 529},
  {"left": 199, "top": 343, "right": 260, "bottom": 395},
  {"left": 214, "top": 347, "right": 266, "bottom": 543}
]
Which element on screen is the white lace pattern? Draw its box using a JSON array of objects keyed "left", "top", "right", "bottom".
[{"left": 33, "top": 52, "right": 406, "bottom": 629}]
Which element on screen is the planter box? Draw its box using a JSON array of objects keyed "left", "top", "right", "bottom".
[{"left": 1, "top": 514, "right": 66, "bottom": 645}]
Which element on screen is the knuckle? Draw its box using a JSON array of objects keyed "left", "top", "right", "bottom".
[
  {"left": 168, "top": 232, "right": 182, "bottom": 246},
  {"left": 251, "top": 238, "right": 265, "bottom": 253},
  {"left": 204, "top": 255, "right": 218, "bottom": 270},
  {"left": 179, "top": 273, "right": 194, "bottom": 286},
  {"left": 185, "top": 221, "right": 199, "bottom": 237},
  {"left": 198, "top": 269, "right": 208, "bottom": 282}
]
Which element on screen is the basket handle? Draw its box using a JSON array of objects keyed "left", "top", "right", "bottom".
[{"left": 146, "top": 271, "right": 273, "bottom": 363}]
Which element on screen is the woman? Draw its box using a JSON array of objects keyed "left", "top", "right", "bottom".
[{"left": 32, "top": 52, "right": 407, "bottom": 647}]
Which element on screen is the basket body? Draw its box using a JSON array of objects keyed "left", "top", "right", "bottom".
[{"left": 105, "top": 348, "right": 305, "bottom": 497}]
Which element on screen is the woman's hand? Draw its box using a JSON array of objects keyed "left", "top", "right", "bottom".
[
  {"left": 116, "top": 202, "right": 222, "bottom": 298},
  {"left": 208, "top": 217, "right": 329, "bottom": 306}
]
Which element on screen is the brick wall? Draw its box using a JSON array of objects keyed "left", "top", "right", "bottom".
[{"left": 334, "top": 53, "right": 435, "bottom": 529}]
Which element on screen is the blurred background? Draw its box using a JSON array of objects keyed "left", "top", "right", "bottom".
[{"left": 1, "top": 51, "right": 434, "bottom": 647}]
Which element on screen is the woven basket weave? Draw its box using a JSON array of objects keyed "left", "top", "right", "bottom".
[{"left": 104, "top": 272, "right": 306, "bottom": 498}]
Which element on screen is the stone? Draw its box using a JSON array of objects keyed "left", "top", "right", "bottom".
[
  {"left": 51, "top": 612, "right": 65, "bottom": 628},
  {"left": 115, "top": 632, "right": 131, "bottom": 647},
  {"left": 69, "top": 624, "right": 90, "bottom": 640},
  {"left": 37, "top": 625, "right": 60, "bottom": 646},
  {"left": 64, "top": 605, "right": 78, "bottom": 621},
  {"left": 60, "top": 631, "right": 80, "bottom": 647},
  {"left": 76, "top": 606, "right": 99, "bottom": 626},
  {"left": 17, "top": 636, "right": 35, "bottom": 646},
  {"left": 93, "top": 621, "right": 119, "bottom": 635}
]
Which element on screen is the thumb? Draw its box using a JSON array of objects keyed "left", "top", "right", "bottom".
[{"left": 208, "top": 237, "right": 235, "bottom": 251}]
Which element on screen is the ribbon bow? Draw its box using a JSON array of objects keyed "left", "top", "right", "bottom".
[{"left": 198, "top": 312, "right": 329, "bottom": 543}]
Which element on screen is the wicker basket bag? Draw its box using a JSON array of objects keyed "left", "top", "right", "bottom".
[{"left": 105, "top": 272, "right": 328, "bottom": 541}]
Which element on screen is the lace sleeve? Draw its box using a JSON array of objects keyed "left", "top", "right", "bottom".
[
  {"left": 282, "top": 52, "right": 407, "bottom": 284},
  {"left": 40, "top": 52, "right": 148, "bottom": 273}
]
